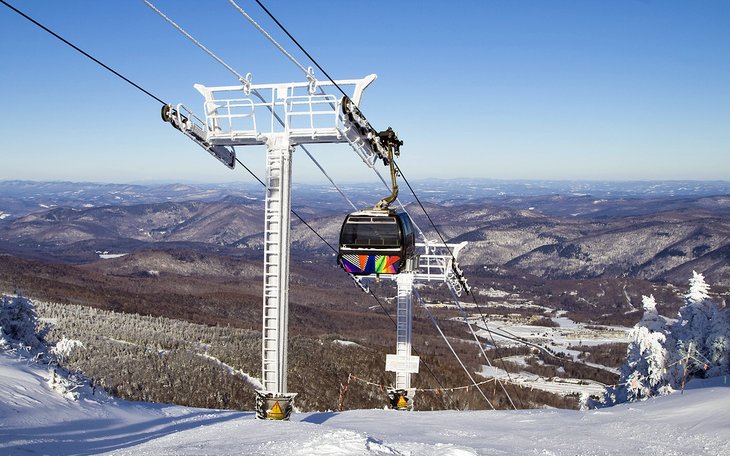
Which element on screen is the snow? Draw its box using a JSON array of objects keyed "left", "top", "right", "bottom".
[
  {"left": 551, "top": 314, "right": 581, "bottom": 329},
  {"left": 95, "top": 251, "right": 128, "bottom": 259},
  {"left": 477, "top": 287, "right": 513, "bottom": 298},
  {"left": 474, "top": 317, "right": 628, "bottom": 353},
  {"left": 49, "top": 336, "right": 84, "bottom": 362},
  {"left": 198, "top": 352, "right": 264, "bottom": 390},
  {"left": 1, "top": 353, "right": 729, "bottom": 455},
  {"left": 333, "top": 339, "right": 362, "bottom": 347},
  {"left": 479, "top": 364, "right": 607, "bottom": 397}
]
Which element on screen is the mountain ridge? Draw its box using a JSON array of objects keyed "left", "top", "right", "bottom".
[{"left": 2, "top": 181, "right": 729, "bottom": 288}]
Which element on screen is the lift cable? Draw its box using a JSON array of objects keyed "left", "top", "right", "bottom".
[
  {"left": 395, "top": 159, "right": 527, "bottom": 405},
  {"left": 476, "top": 323, "right": 576, "bottom": 363},
  {"left": 246, "top": 0, "right": 601, "bottom": 406},
  {"left": 413, "top": 289, "right": 495, "bottom": 410},
  {"left": 227, "top": 0, "right": 311, "bottom": 79},
  {"left": 1, "top": 0, "right": 346, "bottom": 319},
  {"left": 0, "top": 0, "right": 361, "bottom": 370},
  {"left": 233, "top": 156, "right": 338, "bottom": 253},
  {"left": 231, "top": 0, "right": 426, "bottom": 235},
  {"left": 239, "top": 1, "right": 423, "bottom": 230},
  {"left": 300, "top": 146, "right": 358, "bottom": 211},
  {"left": 247, "top": 0, "right": 529, "bottom": 407},
  {"left": 227, "top": 0, "right": 360, "bottom": 212},
  {"left": 143, "top": 1, "right": 389, "bottom": 321},
  {"left": 142, "top": 0, "right": 251, "bottom": 88},
  {"left": 5, "top": 0, "right": 475, "bottom": 410},
  {"left": 447, "top": 287, "right": 518, "bottom": 409},
  {"left": 0, "top": 0, "right": 167, "bottom": 106},
  {"left": 253, "top": 0, "right": 348, "bottom": 100},
  {"left": 393, "top": 161, "right": 453, "bottom": 252},
  {"left": 234, "top": 153, "right": 456, "bottom": 409},
  {"left": 144, "top": 0, "right": 358, "bottom": 212}
]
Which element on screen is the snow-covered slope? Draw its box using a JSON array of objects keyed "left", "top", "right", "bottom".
[{"left": 1, "top": 352, "right": 728, "bottom": 456}]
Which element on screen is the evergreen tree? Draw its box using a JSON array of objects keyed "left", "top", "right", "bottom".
[
  {"left": 603, "top": 295, "right": 671, "bottom": 405},
  {"left": 704, "top": 303, "right": 730, "bottom": 377},
  {"left": 670, "top": 271, "right": 714, "bottom": 380},
  {"left": 0, "top": 294, "right": 44, "bottom": 352},
  {"left": 686, "top": 270, "right": 711, "bottom": 304}
]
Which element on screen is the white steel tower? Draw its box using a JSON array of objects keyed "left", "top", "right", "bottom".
[{"left": 164, "top": 74, "right": 399, "bottom": 419}]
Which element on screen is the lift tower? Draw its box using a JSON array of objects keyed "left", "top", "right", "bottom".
[
  {"left": 164, "top": 73, "right": 399, "bottom": 419},
  {"left": 354, "top": 240, "right": 470, "bottom": 410}
]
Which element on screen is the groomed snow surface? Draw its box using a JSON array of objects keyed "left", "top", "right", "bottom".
[{"left": 1, "top": 353, "right": 728, "bottom": 455}]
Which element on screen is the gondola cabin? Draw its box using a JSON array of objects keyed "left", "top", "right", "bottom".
[{"left": 338, "top": 210, "right": 416, "bottom": 275}]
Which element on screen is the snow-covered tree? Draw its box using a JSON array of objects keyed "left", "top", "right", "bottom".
[
  {"left": 638, "top": 294, "right": 668, "bottom": 332},
  {"left": 704, "top": 304, "right": 730, "bottom": 377},
  {"left": 50, "top": 337, "right": 84, "bottom": 364},
  {"left": 0, "top": 294, "right": 44, "bottom": 352},
  {"left": 685, "top": 270, "right": 711, "bottom": 304},
  {"left": 669, "top": 271, "right": 715, "bottom": 380},
  {"left": 1, "top": 294, "right": 104, "bottom": 401},
  {"left": 603, "top": 295, "right": 672, "bottom": 405}
]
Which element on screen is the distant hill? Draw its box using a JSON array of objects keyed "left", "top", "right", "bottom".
[{"left": 1, "top": 180, "right": 729, "bottom": 288}]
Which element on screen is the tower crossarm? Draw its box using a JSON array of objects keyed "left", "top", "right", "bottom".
[{"left": 161, "top": 74, "right": 399, "bottom": 171}]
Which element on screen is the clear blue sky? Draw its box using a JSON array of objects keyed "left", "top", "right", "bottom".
[{"left": 1, "top": 0, "right": 728, "bottom": 184}]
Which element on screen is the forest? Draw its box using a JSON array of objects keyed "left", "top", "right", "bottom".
[{"left": 6, "top": 298, "right": 580, "bottom": 411}]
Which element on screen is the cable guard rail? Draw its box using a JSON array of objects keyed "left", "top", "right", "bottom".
[
  {"left": 342, "top": 373, "right": 629, "bottom": 404},
  {"left": 344, "top": 373, "right": 499, "bottom": 394},
  {"left": 162, "top": 74, "right": 399, "bottom": 170},
  {"left": 415, "top": 241, "right": 471, "bottom": 296}
]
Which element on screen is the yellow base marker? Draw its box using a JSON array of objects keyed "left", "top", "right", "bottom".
[{"left": 268, "top": 401, "right": 285, "bottom": 420}]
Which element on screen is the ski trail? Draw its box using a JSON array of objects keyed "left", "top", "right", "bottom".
[{"left": 197, "top": 352, "right": 263, "bottom": 390}]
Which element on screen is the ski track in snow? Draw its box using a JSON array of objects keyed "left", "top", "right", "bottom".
[
  {"left": 197, "top": 352, "right": 264, "bottom": 390},
  {"left": 1, "top": 353, "right": 729, "bottom": 455}
]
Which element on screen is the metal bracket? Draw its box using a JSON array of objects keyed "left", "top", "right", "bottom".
[
  {"left": 306, "top": 66, "right": 317, "bottom": 95},
  {"left": 161, "top": 104, "right": 236, "bottom": 169}
]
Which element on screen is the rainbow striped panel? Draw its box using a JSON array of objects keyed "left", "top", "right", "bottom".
[{"left": 341, "top": 254, "right": 401, "bottom": 274}]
